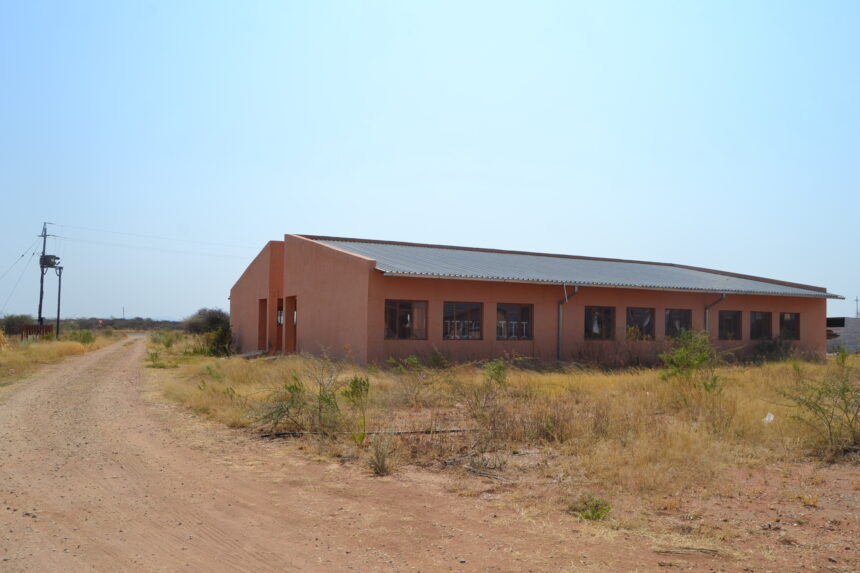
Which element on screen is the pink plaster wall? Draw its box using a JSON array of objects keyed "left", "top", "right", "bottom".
[
  {"left": 365, "top": 276, "right": 827, "bottom": 364},
  {"left": 229, "top": 241, "right": 283, "bottom": 354},
  {"left": 282, "top": 235, "right": 375, "bottom": 361}
]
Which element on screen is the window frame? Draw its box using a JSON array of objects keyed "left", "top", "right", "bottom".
[
  {"left": 749, "top": 311, "right": 773, "bottom": 340},
  {"left": 496, "top": 303, "right": 534, "bottom": 340},
  {"left": 779, "top": 312, "right": 800, "bottom": 340},
  {"left": 584, "top": 306, "right": 615, "bottom": 341},
  {"left": 443, "top": 301, "right": 483, "bottom": 340},
  {"left": 384, "top": 299, "right": 428, "bottom": 340},
  {"left": 718, "top": 310, "right": 742, "bottom": 341},
  {"left": 664, "top": 308, "right": 692, "bottom": 338},
  {"left": 626, "top": 307, "right": 655, "bottom": 340}
]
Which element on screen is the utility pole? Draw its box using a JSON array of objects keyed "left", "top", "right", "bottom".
[
  {"left": 55, "top": 266, "right": 63, "bottom": 338},
  {"left": 36, "top": 222, "right": 61, "bottom": 330},
  {"left": 855, "top": 296, "right": 859, "bottom": 319},
  {"left": 37, "top": 223, "right": 48, "bottom": 325}
]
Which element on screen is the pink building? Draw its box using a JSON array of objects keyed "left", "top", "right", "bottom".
[{"left": 230, "top": 235, "right": 840, "bottom": 364}]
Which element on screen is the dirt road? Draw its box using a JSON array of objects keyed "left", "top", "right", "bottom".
[{"left": 2, "top": 336, "right": 669, "bottom": 572}]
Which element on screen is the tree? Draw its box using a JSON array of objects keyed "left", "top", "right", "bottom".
[
  {"left": 182, "top": 308, "right": 230, "bottom": 334},
  {"left": 1, "top": 314, "right": 35, "bottom": 335}
]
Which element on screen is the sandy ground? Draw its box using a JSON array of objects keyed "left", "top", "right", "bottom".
[{"left": 0, "top": 336, "right": 857, "bottom": 572}]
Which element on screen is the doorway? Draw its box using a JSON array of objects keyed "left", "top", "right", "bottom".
[{"left": 284, "top": 296, "right": 297, "bottom": 353}]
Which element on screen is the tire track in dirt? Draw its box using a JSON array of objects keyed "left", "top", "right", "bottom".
[{"left": 0, "top": 336, "right": 658, "bottom": 572}]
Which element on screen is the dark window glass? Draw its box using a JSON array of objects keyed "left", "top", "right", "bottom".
[
  {"left": 718, "top": 310, "right": 742, "bottom": 340},
  {"left": 750, "top": 311, "right": 772, "bottom": 340},
  {"left": 384, "top": 300, "right": 427, "bottom": 340},
  {"left": 626, "top": 307, "right": 655, "bottom": 339},
  {"left": 443, "top": 302, "right": 483, "bottom": 340},
  {"left": 497, "top": 304, "right": 533, "bottom": 340},
  {"left": 780, "top": 312, "right": 800, "bottom": 340},
  {"left": 585, "top": 306, "right": 615, "bottom": 340},
  {"left": 665, "top": 309, "right": 692, "bottom": 337}
]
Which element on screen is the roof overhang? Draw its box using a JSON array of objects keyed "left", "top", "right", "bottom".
[{"left": 379, "top": 271, "right": 843, "bottom": 299}]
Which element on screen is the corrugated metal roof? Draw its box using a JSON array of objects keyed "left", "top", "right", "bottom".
[{"left": 308, "top": 237, "right": 840, "bottom": 299}]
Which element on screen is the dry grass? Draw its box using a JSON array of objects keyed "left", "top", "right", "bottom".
[
  {"left": 154, "top": 339, "right": 858, "bottom": 508},
  {"left": 0, "top": 331, "right": 119, "bottom": 385}
]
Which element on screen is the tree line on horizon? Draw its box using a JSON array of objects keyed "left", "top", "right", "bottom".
[{"left": 1, "top": 308, "right": 229, "bottom": 335}]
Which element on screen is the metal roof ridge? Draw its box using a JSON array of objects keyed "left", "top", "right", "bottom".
[
  {"left": 299, "top": 234, "right": 832, "bottom": 296},
  {"left": 380, "top": 271, "right": 841, "bottom": 299}
]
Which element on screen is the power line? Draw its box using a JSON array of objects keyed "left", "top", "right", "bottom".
[
  {"left": 0, "top": 238, "right": 40, "bottom": 283},
  {"left": 55, "top": 223, "right": 254, "bottom": 250},
  {"left": 59, "top": 236, "right": 251, "bottom": 259},
  {"left": 0, "top": 249, "right": 37, "bottom": 316}
]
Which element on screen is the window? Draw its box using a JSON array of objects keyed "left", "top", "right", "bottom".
[
  {"left": 750, "top": 311, "right": 772, "bottom": 340},
  {"left": 497, "top": 303, "right": 533, "bottom": 340},
  {"left": 626, "top": 307, "right": 655, "bottom": 339},
  {"left": 780, "top": 312, "right": 800, "bottom": 340},
  {"left": 718, "top": 310, "right": 742, "bottom": 340},
  {"left": 585, "top": 306, "right": 615, "bottom": 340},
  {"left": 443, "top": 302, "right": 482, "bottom": 340},
  {"left": 384, "top": 300, "right": 427, "bottom": 340},
  {"left": 665, "top": 309, "right": 692, "bottom": 337}
]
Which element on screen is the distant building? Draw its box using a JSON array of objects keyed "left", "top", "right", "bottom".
[
  {"left": 230, "top": 235, "right": 841, "bottom": 364},
  {"left": 827, "top": 317, "right": 860, "bottom": 353}
]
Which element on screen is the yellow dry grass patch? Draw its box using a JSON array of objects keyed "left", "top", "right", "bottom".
[
  {"left": 155, "top": 342, "right": 858, "bottom": 504},
  {"left": 0, "top": 334, "right": 118, "bottom": 385}
]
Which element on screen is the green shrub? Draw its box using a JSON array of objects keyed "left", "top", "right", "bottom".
[
  {"left": 151, "top": 329, "right": 181, "bottom": 350},
  {"left": 659, "top": 330, "right": 719, "bottom": 393},
  {"left": 483, "top": 358, "right": 508, "bottom": 388},
  {"left": 342, "top": 375, "right": 370, "bottom": 445},
  {"left": 780, "top": 351, "right": 860, "bottom": 455},
  {"left": 255, "top": 356, "right": 344, "bottom": 435},
  {"left": 257, "top": 377, "right": 308, "bottom": 431},
  {"left": 206, "top": 326, "right": 233, "bottom": 357},
  {"left": 568, "top": 494, "right": 612, "bottom": 521},
  {"left": 66, "top": 330, "right": 95, "bottom": 344}
]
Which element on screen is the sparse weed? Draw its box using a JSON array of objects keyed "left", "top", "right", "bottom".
[
  {"left": 369, "top": 434, "right": 396, "bottom": 476},
  {"left": 342, "top": 375, "right": 370, "bottom": 445}
]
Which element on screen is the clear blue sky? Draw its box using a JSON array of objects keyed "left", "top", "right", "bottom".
[{"left": 1, "top": 1, "right": 857, "bottom": 320}]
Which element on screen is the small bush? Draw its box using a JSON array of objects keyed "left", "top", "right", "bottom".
[
  {"left": 369, "top": 435, "right": 395, "bottom": 476},
  {"left": 342, "top": 375, "right": 370, "bottom": 445},
  {"left": 256, "top": 377, "right": 308, "bottom": 432},
  {"left": 483, "top": 358, "right": 508, "bottom": 388},
  {"left": 206, "top": 326, "right": 233, "bottom": 357},
  {"left": 568, "top": 494, "right": 612, "bottom": 521},
  {"left": 151, "top": 329, "right": 181, "bottom": 350},
  {"left": 255, "top": 355, "right": 344, "bottom": 435},
  {"left": 747, "top": 338, "right": 795, "bottom": 364},
  {"left": 388, "top": 355, "right": 437, "bottom": 407},
  {"left": 780, "top": 351, "right": 860, "bottom": 455},
  {"left": 660, "top": 330, "right": 720, "bottom": 393},
  {"left": 65, "top": 330, "right": 95, "bottom": 345}
]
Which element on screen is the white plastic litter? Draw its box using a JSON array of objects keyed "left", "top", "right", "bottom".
[{"left": 762, "top": 412, "right": 775, "bottom": 424}]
